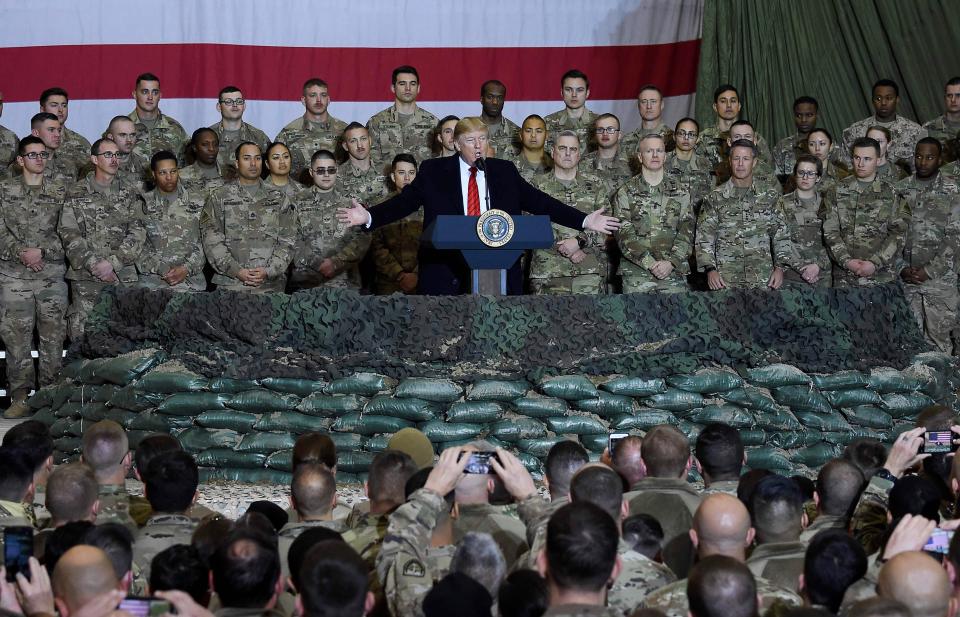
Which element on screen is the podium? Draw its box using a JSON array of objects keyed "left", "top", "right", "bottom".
[{"left": 425, "top": 213, "right": 554, "bottom": 295}]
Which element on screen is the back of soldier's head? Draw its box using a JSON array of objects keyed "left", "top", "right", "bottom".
[
  {"left": 450, "top": 532, "right": 507, "bottom": 599},
  {"left": 133, "top": 433, "right": 181, "bottom": 479},
  {"left": 291, "top": 462, "right": 336, "bottom": 518},
  {"left": 695, "top": 423, "right": 744, "bottom": 481},
  {"left": 622, "top": 514, "right": 664, "bottom": 560},
  {"left": 211, "top": 529, "right": 281, "bottom": 609},
  {"left": 143, "top": 450, "right": 199, "bottom": 514},
  {"left": 0, "top": 446, "right": 34, "bottom": 502},
  {"left": 611, "top": 435, "right": 644, "bottom": 486},
  {"left": 191, "top": 514, "right": 235, "bottom": 568},
  {"left": 52, "top": 545, "right": 119, "bottom": 614},
  {"left": 368, "top": 450, "right": 418, "bottom": 506},
  {"left": 292, "top": 432, "right": 337, "bottom": 471},
  {"left": 687, "top": 555, "right": 758, "bottom": 617},
  {"left": 842, "top": 438, "right": 887, "bottom": 478},
  {"left": 498, "top": 569, "right": 548, "bottom": 617},
  {"left": 846, "top": 597, "right": 911, "bottom": 617},
  {"left": 288, "top": 527, "right": 345, "bottom": 592},
  {"left": 888, "top": 475, "right": 941, "bottom": 522},
  {"left": 44, "top": 521, "right": 96, "bottom": 575},
  {"left": 878, "top": 551, "right": 951, "bottom": 617},
  {"left": 750, "top": 475, "right": 804, "bottom": 543},
  {"left": 545, "top": 502, "right": 619, "bottom": 593},
  {"left": 149, "top": 544, "right": 208, "bottom": 605},
  {"left": 298, "top": 540, "right": 369, "bottom": 617},
  {"left": 641, "top": 425, "right": 690, "bottom": 478},
  {"left": 816, "top": 459, "right": 865, "bottom": 518},
  {"left": 81, "top": 420, "right": 128, "bottom": 480},
  {"left": 569, "top": 464, "right": 624, "bottom": 522},
  {"left": 46, "top": 463, "right": 98, "bottom": 524},
  {"left": 803, "top": 529, "right": 867, "bottom": 612},
  {"left": 83, "top": 523, "right": 134, "bottom": 582},
  {"left": 2, "top": 420, "right": 54, "bottom": 475},
  {"left": 544, "top": 440, "right": 588, "bottom": 499}
]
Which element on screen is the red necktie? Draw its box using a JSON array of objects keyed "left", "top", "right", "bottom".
[{"left": 467, "top": 166, "right": 480, "bottom": 216}]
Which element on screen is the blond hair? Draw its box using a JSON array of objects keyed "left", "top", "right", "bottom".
[{"left": 453, "top": 117, "right": 489, "bottom": 140}]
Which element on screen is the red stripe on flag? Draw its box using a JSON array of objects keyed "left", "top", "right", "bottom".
[{"left": 0, "top": 41, "right": 699, "bottom": 102}]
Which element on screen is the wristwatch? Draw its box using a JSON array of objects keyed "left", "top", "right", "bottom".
[{"left": 874, "top": 468, "right": 897, "bottom": 484}]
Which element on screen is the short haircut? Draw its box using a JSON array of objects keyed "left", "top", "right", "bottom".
[
  {"left": 343, "top": 121, "right": 366, "bottom": 135},
  {"left": 641, "top": 425, "right": 690, "bottom": 478},
  {"left": 480, "top": 80, "right": 506, "bottom": 96},
  {"left": 888, "top": 475, "right": 941, "bottom": 522},
  {"left": 595, "top": 113, "right": 621, "bottom": 128},
  {"left": 695, "top": 423, "right": 744, "bottom": 480},
  {"left": 713, "top": 84, "right": 739, "bottom": 102},
  {"left": 218, "top": 85, "right": 242, "bottom": 99},
  {"left": 544, "top": 440, "right": 589, "bottom": 498},
  {"left": 561, "top": 69, "right": 589, "bottom": 89},
  {"left": 288, "top": 527, "right": 345, "bottom": 592},
  {"left": 107, "top": 115, "right": 134, "bottom": 134},
  {"left": 946, "top": 77, "right": 960, "bottom": 89},
  {"left": 729, "top": 119, "right": 755, "bottom": 133},
  {"left": 17, "top": 135, "right": 46, "bottom": 156},
  {"left": 292, "top": 433, "right": 337, "bottom": 471},
  {"left": 750, "top": 474, "right": 804, "bottom": 543},
  {"left": 638, "top": 84, "right": 662, "bottom": 97},
  {"left": 298, "top": 540, "right": 368, "bottom": 617},
  {"left": 793, "top": 96, "right": 819, "bottom": 110},
  {"left": 191, "top": 127, "right": 218, "bottom": 145},
  {"left": 81, "top": 420, "right": 128, "bottom": 475},
  {"left": 522, "top": 114, "right": 546, "bottom": 128},
  {"left": 2, "top": 420, "right": 54, "bottom": 473},
  {"left": 150, "top": 150, "right": 178, "bottom": 171},
  {"left": 235, "top": 141, "right": 261, "bottom": 162},
  {"left": 872, "top": 78, "right": 899, "bottom": 97},
  {"left": 842, "top": 438, "right": 886, "bottom": 479},
  {"left": 454, "top": 117, "right": 489, "bottom": 140},
  {"left": 675, "top": 117, "right": 700, "bottom": 132},
  {"left": 291, "top": 463, "right": 336, "bottom": 518},
  {"left": 31, "top": 112, "right": 59, "bottom": 129},
  {"left": 392, "top": 65, "right": 419, "bottom": 84},
  {"left": 136, "top": 72, "right": 161, "bottom": 88},
  {"left": 622, "top": 513, "right": 664, "bottom": 560},
  {"left": 545, "top": 502, "right": 619, "bottom": 593},
  {"left": 149, "top": 544, "right": 208, "bottom": 604},
  {"left": 211, "top": 530, "right": 281, "bottom": 609},
  {"left": 816, "top": 459, "right": 865, "bottom": 518},
  {"left": 392, "top": 152, "right": 418, "bottom": 171},
  {"left": 191, "top": 515, "right": 235, "bottom": 568},
  {"left": 497, "top": 569, "right": 549, "bottom": 617},
  {"left": 793, "top": 153, "right": 823, "bottom": 177},
  {"left": 46, "top": 463, "right": 98, "bottom": 523},
  {"left": 44, "top": 521, "right": 95, "bottom": 575},
  {"left": 687, "top": 555, "right": 757, "bottom": 617},
  {"left": 728, "top": 138, "right": 759, "bottom": 158},
  {"left": 807, "top": 127, "right": 833, "bottom": 144},
  {"left": 90, "top": 138, "right": 117, "bottom": 156},
  {"left": 309, "top": 149, "right": 337, "bottom": 165},
  {"left": 916, "top": 136, "right": 943, "bottom": 156},
  {"left": 40, "top": 87, "right": 69, "bottom": 105},
  {"left": 736, "top": 469, "right": 773, "bottom": 508},
  {"left": 438, "top": 114, "right": 460, "bottom": 129},
  {"left": 569, "top": 465, "right": 624, "bottom": 522},
  {"left": 866, "top": 125, "right": 892, "bottom": 141},
  {"left": 450, "top": 532, "right": 508, "bottom": 598},
  {"left": 803, "top": 530, "right": 868, "bottom": 613},
  {"left": 134, "top": 434, "right": 181, "bottom": 477},
  {"left": 143, "top": 450, "right": 199, "bottom": 514},
  {"left": 851, "top": 137, "right": 881, "bottom": 157},
  {"left": 302, "top": 78, "right": 329, "bottom": 94},
  {"left": 83, "top": 523, "right": 134, "bottom": 580},
  {"left": 367, "top": 450, "right": 418, "bottom": 505},
  {"left": 0, "top": 447, "right": 34, "bottom": 502}
]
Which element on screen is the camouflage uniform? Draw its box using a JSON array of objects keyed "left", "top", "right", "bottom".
[
  {"left": 485, "top": 117, "right": 521, "bottom": 158},
  {"left": 177, "top": 163, "right": 229, "bottom": 198},
  {"left": 696, "top": 126, "right": 774, "bottom": 171},
  {"left": 745, "top": 540, "right": 806, "bottom": 593},
  {"left": 132, "top": 513, "right": 197, "bottom": 581},
  {"left": 289, "top": 184, "right": 371, "bottom": 290},
  {"left": 612, "top": 173, "right": 694, "bottom": 293},
  {"left": 264, "top": 177, "right": 301, "bottom": 201},
  {"left": 876, "top": 162, "right": 907, "bottom": 183},
  {"left": 97, "top": 484, "right": 138, "bottom": 534},
  {"left": 621, "top": 123, "right": 676, "bottom": 157},
  {"left": 367, "top": 105, "right": 438, "bottom": 164},
  {"left": 43, "top": 150, "right": 81, "bottom": 185},
  {"left": 772, "top": 133, "right": 811, "bottom": 179},
  {"left": 59, "top": 175, "right": 146, "bottom": 339},
  {"left": 0, "top": 500, "right": 34, "bottom": 561},
  {"left": 59, "top": 127, "right": 92, "bottom": 169},
  {"left": 137, "top": 183, "right": 207, "bottom": 292},
  {"left": 775, "top": 191, "right": 831, "bottom": 287},
  {"left": 850, "top": 474, "right": 893, "bottom": 556},
  {"left": 505, "top": 151, "right": 552, "bottom": 183},
  {"left": 821, "top": 175, "right": 910, "bottom": 287},
  {"left": 798, "top": 513, "right": 846, "bottom": 543},
  {"left": 664, "top": 153, "right": 714, "bottom": 210},
  {"left": 696, "top": 179, "right": 795, "bottom": 288},
  {"left": 116, "top": 152, "right": 149, "bottom": 189},
  {"left": 370, "top": 195, "right": 423, "bottom": 295},
  {"left": 338, "top": 161, "right": 389, "bottom": 203},
  {"left": 896, "top": 171, "right": 960, "bottom": 352},
  {"left": 579, "top": 149, "right": 636, "bottom": 190},
  {"left": 543, "top": 605, "right": 618, "bottom": 617},
  {"left": 642, "top": 575, "right": 801, "bottom": 617},
  {"left": 275, "top": 115, "right": 349, "bottom": 180},
  {"left": 625, "top": 477, "right": 701, "bottom": 578},
  {"left": 199, "top": 180, "right": 296, "bottom": 293},
  {"left": 923, "top": 115, "right": 960, "bottom": 163},
  {"left": 376, "top": 489, "right": 456, "bottom": 617},
  {"left": 127, "top": 110, "right": 188, "bottom": 164},
  {"left": 841, "top": 115, "right": 927, "bottom": 170},
  {"left": 0, "top": 176, "right": 68, "bottom": 396},
  {"left": 544, "top": 107, "right": 599, "bottom": 153},
  {"left": 529, "top": 172, "right": 609, "bottom": 295},
  {"left": 453, "top": 502, "right": 528, "bottom": 565},
  {"left": 701, "top": 479, "right": 739, "bottom": 496},
  {"left": 210, "top": 121, "right": 270, "bottom": 169},
  {"left": 819, "top": 159, "right": 852, "bottom": 194},
  {"left": 0, "top": 124, "right": 17, "bottom": 175},
  {"left": 278, "top": 519, "right": 347, "bottom": 577}
]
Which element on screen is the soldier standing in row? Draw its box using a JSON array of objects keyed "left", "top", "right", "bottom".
[
  {"left": 128, "top": 73, "right": 188, "bottom": 165},
  {"left": 0, "top": 91, "right": 18, "bottom": 175},
  {"left": 697, "top": 85, "right": 773, "bottom": 171},
  {"left": 923, "top": 77, "right": 960, "bottom": 164},
  {"left": 775, "top": 154, "right": 830, "bottom": 288},
  {"left": 370, "top": 154, "right": 421, "bottom": 295},
  {"left": 841, "top": 79, "right": 926, "bottom": 172},
  {"left": 507, "top": 115, "right": 551, "bottom": 182},
  {"left": 30, "top": 113, "right": 77, "bottom": 185},
  {"left": 544, "top": 69, "right": 597, "bottom": 153},
  {"left": 621, "top": 85, "right": 675, "bottom": 156},
  {"left": 178, "top": 128, "right": 229, "bottom": 197},
  {"left": 338, "top": 123, "right": 389, "bottom": 203},
  {"left": 276, "top": 78, "right": 347, "bottom": 182},
  {"left": 209, "top": 85, "right": 270, "bottom": 170},
  {"left": 367, "top": 66, "right": 437, "bottom": 164},
  {"left": 478, "top": 80, "right": 519, "bottom": 157},
  {"left": 105, "top": 116, "right": 149, "bottom": 188},
  {"left": 579, "top": 113, "right": 634, "bottom": 189},
  {"left": 664, "top": 118, "right": 713, "bottom": 209},
  {"left": 773, "top": 96, "right": 819, "bottom": 184},
  {"left": 39, "top": 87, "right": 91, "bottom": 175}
]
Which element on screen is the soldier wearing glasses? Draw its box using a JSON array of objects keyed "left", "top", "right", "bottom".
[
  {"left": 209, "top": 86, "right": 270, "bottom": 169},
  {"left": 580, "top": 113, "right": 635, "bottom": 189}
]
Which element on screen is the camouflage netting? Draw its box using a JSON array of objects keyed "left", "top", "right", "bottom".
[{"left": 26, "top": 285, "right": 960, "bottom": 483}]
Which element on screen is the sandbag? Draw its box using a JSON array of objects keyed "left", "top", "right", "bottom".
[
  {"left": 54, "top": 401, "right": 81, "bottom": 418},
  {"left": 516, "top": 451, "right": 543, "bottom": 475},
  {"left": 901, "top": 362, "right": 946, "bottom": 398},
  {"left": 766, "top": 430, "right": 822, "bottom": 449},
  {"left": 881, "top": 393, "right": 936, "bottom": 418},
  {"left": 418, "top": 421, "right": 483, "bottom": 442},
  {"left": 157, "top": 392, "right": 230, "bottom": 416},
  {"left": 103, "top": 408, "right": 141, "bottom": 428},
  {"left": 466, "top": 380, "right": 529, "bottom": 401},
  {"left": 578, "top": 434, "right": 609, "bottom": 452},
  {"left": 685, "top": 404, "right": 755, "bottom": 429},
  {"left": 545, "top": 415, "right": 608, "bottom": 435},
  {"left": 31, "top": 407, "right": 57, "bottom": 426},
  {"left": 107, "top": 385, "right": 166, "bottom": 412},
  {"left": 127, "top": 430, "right": 154, "bottom": 449},
  {"left": 138, "top": 363, "right": 208, "bottom": 393},
  {"left": 259, "top": 377, "right": 327, "bottom": 397},
  {"left": 791, "top": 442, "right": 841, "bottom": 468},
  {"left": 745, "top": 364, "right": 811, "bottom": 388},
  {"left": 540, "top": 375, "right": 598, "bottom": 400},
  {"left": 517, "top": 437, "right": 568, "bottom": 457},
  {"left": 867, "top": 368, "right": 924, "bottom": 394},
  {"left": 227, "top": 389, "right": 300, "bottom": 413},
  {"left": 265, "top": 450, "right": 293, "bottom": 472},
  {"left": 823, "top": 428, "right": 886, "bottom": 446},
  {"left": 752, "top": 405, "right": 803, "bottom": 431},
  {"left": 513, "top": 396, "right": 569, "bottom": 418},
  {"left": 178, "top": 427, "right": 242, "bottom": 453},
  {"left": 201, "top": 467, "right": 291, "bottom": 484},
  {"left": 78, "top": 402, "right": 110, "bottom": 422},
  {"left": 208, "top": 378, "right": 261, "bottom": 394},
  {"left": 644, "top": 389, "right": 704, "bottom": 412},
  {"left": 299, "top": 394, "right": 365, "bottom": 417},
  {"left": 365, "top": 434, "right": 392, "bottom": 452},
  {"left": 326, "top": 373, "right": 397, "bottom": 396},
  {"left": 235, "top": 432, "right": 297, "bottom": 454},
  {"left": 842, "top": 406, "right": 894, "bottom": 429},
  {"left": 739, "top": 430, "right": 767, "bottom": 446},
  {"left": 772, "top": 386, "right": 833, "bottom": 414},
  {"left": 746, "top": 447, "right": 793, "bottom": 471},
  {"left": 824, "top": 389, "right": 884, "bottom": 408},
  {"left": 74, "top": 358, "right": 109, "bottom": 385},
  {"left": 488, "top": 418, "right": 547, "bottom": 441},
  {"left": 610, "top": 409, "right": 679, "bottom": 431},
  {"left": 94, "top": 349, "right": 165, "bottom": 386},
  {"left": 395, "top": 378, "right": 463, "bottom": 403},
  {"left": 332, "top": 414, "right": 413, "bottom": 436},
  {"left": 600, "top": 376, "right": 667, "bottom": 397},
  {"left": 365, "top": 396, "right": 440, "bottom": 422},
  {"left": 197, "top": 410, "right": 259, "bottom": 432},
  {"left": 127, "top": 412, "right": 190, "bottom": 433},
  {"left": 667, "top": 368, "right": 743, "bottom": 394},
  {"left": 65, "top": 419, "right": 86, "bottom": 436},
  {"left": 793, "top": 409, "right": 853, "bottom": 432},
  {"left": 327, "top": 432, "right": 367, "bottom": 451},
  {"left": 196, "top": 449, "right": 267, "bottom": 468},
  {"left": 677, "top": 420, "right": 701, "bottom": 441},
  {"left": 253, "top": 412, "right": 328, "bottom": 434},
  {"left": 573, "top": 392, "right": 637, "bottom": 418},
  {"left": 446, "top": 401, "right": 505, "bottom": 423},
  {"left": 438, "top": 436, "right": 509, "bottom": 452},
  {"left": 71, "top": 385, "right": 105, "bottom": 402},
  {"left": 810, "top": 371, "right": 870, "bottom": 391},
  {"left": 338, "top": 451, "right": 376, "bottom": 473},
  {"left": 27, "top": 386, "right": 56, "bottom": 410}
]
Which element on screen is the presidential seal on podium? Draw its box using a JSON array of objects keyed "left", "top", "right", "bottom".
[{"left": 476, "top": 209, "right": 515, "bottom": 247}]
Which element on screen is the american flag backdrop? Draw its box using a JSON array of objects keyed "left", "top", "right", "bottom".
[{"left": 0, "top": 0, "right": 703, "bottom": 144}]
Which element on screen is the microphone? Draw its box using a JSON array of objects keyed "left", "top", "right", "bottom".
[
  {"left": 474, "top": 156, "right": 491, "bottom": 210},
  {"left": 474, "top": 156, "right": 486, "bottom": 171}
]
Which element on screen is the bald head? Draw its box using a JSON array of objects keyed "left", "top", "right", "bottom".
[
  {"left": 692, "top": 493, "right": 752, "bottom": 558},
  {"left": 52, "top": 546, "right": 119, "bottom": 615},
  {"left": 611, "top": 435, "right": 644, "bottom": 487},
  {"left": 878, "top": 552, "right": 951, "bottom": 617}
]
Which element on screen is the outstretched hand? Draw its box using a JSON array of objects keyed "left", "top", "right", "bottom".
[
  {"left": 337, "top": 199, "right": 371, "bottom": 227},
  {"left": 583, "top": 207, "right": 621, "bottom": 235}
]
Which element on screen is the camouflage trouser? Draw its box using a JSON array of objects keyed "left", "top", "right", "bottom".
[
  {"left": 0, "top": 276, "right": 68, "bottom": 395},
  {"left": 831, "top": 267, "right": 894, "bottom": 288},
  {"left": 622, "top": 273, "right": 690, "bottom": 294},
  {"left": 214, "top": 277, "right": 287, "bottom": 294},
  {"left": 287, "top": 269, "right": 360, "bottom": 292},
  {"left": 136, "top": 273, "right": 206, "bottom": 292},
  {"left": 903, "top": 279, "right": 959, "bottom": 354},
  {"left": 67, "top": 279, "right": 116, "bottom": 340},
  {"left": 529, "top": 274, "right": 604, "bottom": 295}
]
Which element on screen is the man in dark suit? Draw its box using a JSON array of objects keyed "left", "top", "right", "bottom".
[{"left": 337, "top": 117, "right": 620, "bottom": 294}]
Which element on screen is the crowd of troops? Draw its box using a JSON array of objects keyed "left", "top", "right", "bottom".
[{"left": 0, "top": 68, "right": 959, "bottom": 415}]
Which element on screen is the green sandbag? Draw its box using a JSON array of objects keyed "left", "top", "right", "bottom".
[
  {"left": 55, "top": 402, "right": 82, "bottom": 418},
  {"left": 667, "top": 369, "right": 743, "bottom": 394},
  {"left": 327, "top": 432, "right": 367, "bottom": 451},
  {"left": 235, "top": 432, "right": 297, "bottom": 454},
  {"left": 104, "top": 408, "right": 141, "bottom": 428},
  {"left": 516, "top": 451, "right": 543, "bottom": 475},
  {"left": 772, "top": 385, "right": 833, "bottom": 414},
  {"left": 75, "top": 358, "right": 109, "bottom": 385},
  {"left": 326, "top": 373, "right": 397, "bottom": 396},
  {"left": 466, "top": 380, "right": 529, "bottom": 401},
  {"left": 337, "top": 472, "right": 367, "bottom": 485},
  {"left": 32, "top": 407, "right": 57, "bottom": 426},
  {"left": 677, "top": 420, "right": 701, "bottom": 441},
  {"left": 138, "top": 365, "right": 208, "bottom": 393},
  {"left": 610, "top": 409, "right": 679, "bottom": 430},
  {"left": 488, "top": 418, "right": 547, "bottom": 441},
  {"left": 793, "top": 409, "right": 853, "bottom": 432},
  {"left": 71, "top": 385, "right": 104, "bottom": 402},
  {"left": 338, "top": 451, "right": 376, "bottom": 473},
  {"left": 107, "top": 385, "right": 166, "bottom": 412},
  {"left": 889, "top": 423, "right": 916, "bottom": 441},
  {"left": 842, "top": 406, "right": 893, "bottom": 429},
  {"left": 157, "top": 392, "right": 230, "bottom": 416},
  {"left": 178, "top": 427, "right": 242, "bottom": 453},
  {"left": 201, "top": 467, "right": 291, "bottom": 484},
  {"left": 332, "top": 414, "right": 413, "bottom": 435},
  {"left": 197, "top": 410, "right": 259, "bottom": 432},
  {"left": 810, "top": 371, "right": 870, "bottom": 391},
  {"left": 745, "top": 364, "right": 811, "bottom": 388},
  {"left": 365, "top": 434, "right": 392, "bottom": 452},
  {"left": 882, "top": 393, "right": 936, "bottom": 418},
  {"left": 253, "top": 412, "right": 328, "bottom": 434},
  {"left": 645, "top": 389, "right": 704, "bottom": 412},
  {"left": 746, "top": 447, "right": 793, "bottom": 471},
  {"left": 517, "top": 437, "right": 567, "bottom": 457},
  {"left": 766, "top": 430, "right": 822, "bottom": 449},
  {"left": 265, "top": 450, "right": 293, "bottom": 471},
  {"left": 27, "top": 386, "right": 56, "bottom": 410},
  {"left": 418, "top": 421, "right": 483, "bottom": 442},
  {"left": 576, "top": 434, "right": 608, "bottom": 452},
  {"left": 540, "top": 375, "right": 598, "bottom": 400},
  {"left": 901, "top": 363, "right": 945, "bottom": 398},
  {"left": 208, "top": 378, "right": 260, "bottom": 394},
  {"left": 94, "top": 386, "right": 116, "bottom": 403},
  {"left": 740, "top": 430, "right": 767, "bottom": 446},
  {"left": 545, "top": 415, "right": 607, "bottom": 435},
  {"left": 824, "top": 389, "right": 883, "bottom": 408},
  {"left": 78, "top": 402, "right": 110, "bottom": 421},
  {"left": 823, "top": 428, "right": 886, "bottom": 446},
  {"left": 259, "top": 377, "right": 327, "bottom": 397},
  {"left": 867, "top": 368, "right": 923, "bottom": 394},
  {"left": 600, "top": 376, "right": 667, "bottom": 397},
  {"left": 94, "top": 349, "right": 166, "bottom": 386},
  {"left": 127, "top": 430, "right": 153, "bottom": 449},
  {"left": 127, "top": 412, "right": 190, "bottom": 432},
  {"left": 790, "top": 442, "right": 841, "bottom": 467},
  {"left": 56, "top": 436, "right": 82, "bottom": 452},
  {"left": 227, "top": 389, "right": 300, "bottom": 413},
  {"left": 196, "top": 449, "right": 267, "bottom": 469},
  {"left": 685, "top": 404, "right": 756, "bottom": 429},
  {"left": 299, "top": 394, "right": 365, "bottom": 417},
  {"left": 59, "top": 360, "right": 85, "bottom": 381},
  {"left": 365, "top": 396, "right": 440, "bottom": 422},
  {"left": 574, "top": 392, "right": 637, "bottom": 418},
  {"left": 395, "top": 378, "right": 463, "bottom": 403},
  {"left": 446, "top": 401, "right": 505, "bottom": 423},
  {"left": 513, "top": 396, "right": 569, "bottom": 418},
  {"left": 752, "top": 405, "right": 802, "bottom": 431},
  {"left": 65, "top": 419, "right": 86, "bottom": 436}
]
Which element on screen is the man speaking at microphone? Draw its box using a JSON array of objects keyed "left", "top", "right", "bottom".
[{"left": 338, "top": 116, "right": 620, "bottom": 294}]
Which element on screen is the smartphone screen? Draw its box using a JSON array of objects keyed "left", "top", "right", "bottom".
[
  {"left": 924, "top": 431, "right": 954, "bottom": 454},
  {"left": 4, "top": 526, "right": 33, "bottom": 582},
  {"left": 463, "top": 452, "right": 497, "bottom": 474},
  {"left": 924, "top": 529, "right": 954, "bottom": 554},
  {"left": 609, "top": 432, "right": 629, "bottom": 454},
  {"left": 118, "top": 597, "right": 173, "bottom": 617}
]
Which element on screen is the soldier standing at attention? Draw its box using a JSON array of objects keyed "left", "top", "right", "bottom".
[
  {"left": 866, "top": 125, "right": 907, "bottom": 182},
  {"left": 665, "top": 118, "right": 713, "bottom": 209},
  {"left": 841, "top": 79, "right": 926, "bottom": 172},
  {"left": 200, "top": 142, "right": 296, "bottom": 293},
  {"left": 478, "top": 80, "right": 520, "bottom": 158},
  {"left": 822, "top": 137, "right": 910, "bottom": 287},
  {"left": 370, "top": 154, "right": 421, "bottom": 295},
  {"left": 544, "top": 69, "right": 598, "bottom": 153},
  {"left": 367, "top": 66, "right": 438, "bottom": 164},
  {"left": 0, "top": 90, "right": 18, "bottom": 175},
  {"left": 275, "top": 78, "right": 348, "bottom": 181},
  {"left": 697, "top": 85, "right": 774, "bottom": 171},
  {"left": 580, "top": 113, "right": 635, "bottom": 189},
  {"left": 209, "top": 85, "right": 270, "bottom": 170},
  {"left": 104, "top": 116, "right": 149, "bottom": 188},
  {"left": 0, "top": 137, "right": 68, "bottom": 419},
  {"left": 923, "top": 77, "right": 960, "bottom": 165},
  {"left": 178, "top": 128, "right": 229, "bottom": 196},
  {"left": 775, "top": 154, "right": 831, "bottom": 288},
  {"left": 432, "top": 115, "right": 460, "bottom": 159},
  {"left": 39, "top": 87, "right": 91, "bottom": 176},
  {"left": 128, "top": 73, "right": 188, "bottom": 164},
  {"left": 613, "top": 133, "right": 694, "bottom": 294},
  {"left": 773, "top": 96, "right": 819, "bottom": 184},
  {"left": 621, "top": 84, "right": 675, "bottom": 155},
  {"left": 59, "top": 138, "right": 146, "bottom": 339},
  {"left": 506, "top": 115, "right": 552, "bottom": 182},
  {"left": 263, "top": 142, "right": 299, "bottom": 199},
  {"left": 29, "top": 113, "right": 78, "bottom": 184},
  {"left": 338, "top": 123, "right": 389, "bottom": 203},
  {"left": 804, "top": 128, "right": 850, "bottom": 194}
]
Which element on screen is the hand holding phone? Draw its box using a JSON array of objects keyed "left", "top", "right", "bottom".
[{"left": 4, "top": 526, "right": 33, "bottom": 582}]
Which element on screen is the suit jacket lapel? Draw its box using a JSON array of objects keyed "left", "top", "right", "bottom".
[{"left": 445, "top": 155, "right": 463, "bottom": 215}]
